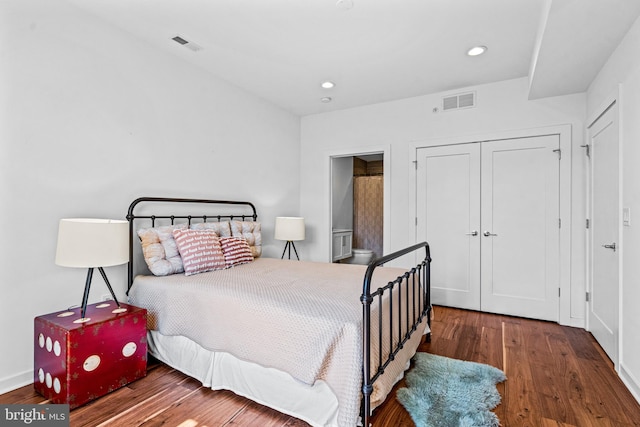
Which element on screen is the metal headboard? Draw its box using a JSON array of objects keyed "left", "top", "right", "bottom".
[{"left": 125, "top": 197, "right": 258, "bottom": 294}]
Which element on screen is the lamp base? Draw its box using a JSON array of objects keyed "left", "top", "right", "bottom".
[
  {"left": 80, "top": 267, "right": 121, "bottom": 319},
  {"left": 280, "top": 241, "right": 300, "bottom": 260}
]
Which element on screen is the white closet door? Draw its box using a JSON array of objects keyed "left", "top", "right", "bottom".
[
  {"left": 416, "top": 144, "right": 481, "bottom": 310},
  {"left": 416, "top": 135, "right": 560, "bottom": 321},
  {"left": 480, "top": 135, "right": 560, "bottom": 321}
]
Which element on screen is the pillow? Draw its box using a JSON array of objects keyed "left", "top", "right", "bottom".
[
  {"left": 230, "top": 220, "right": 262, "bottom": 258},
  {"left": 219, "top": 237, "right": 254, "bottom": 267},
  {"left": 137, "top": 224, "right": 187, "bottom": 276},
  {"left": 173, "top": 229, "right": 226, "bottom": 276},
  {"left": 190, "top": 221, "right": 232, "bottom": 237}
]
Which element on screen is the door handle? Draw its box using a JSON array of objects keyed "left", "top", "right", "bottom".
[
  {"left": 483, "top": 231, "right": 498, "bottom": 237},
  {"left": 602, "top": 243, "right": 616, "bottom": 252},
  {"left": 466, "top": 230, "right": 478, "bottom": 236}
]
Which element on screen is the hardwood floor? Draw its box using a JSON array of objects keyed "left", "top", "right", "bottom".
[
  {"left": 2, "top": 306, "right": 639, "bottom": 426},
  {"left": 373, "top": 306, "right": 640, "bottom": 427}
]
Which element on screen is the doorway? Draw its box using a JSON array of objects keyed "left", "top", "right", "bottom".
[
  {"left": 416, "top": 135, "right": 561, "bottom": 321},
  {"left": 330, "top": 153, "right": 384, "bottom": 263}
]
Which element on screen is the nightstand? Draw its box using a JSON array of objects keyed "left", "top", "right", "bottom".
[{"left": 34, "top": 301, "right": 147, "bottom": 408}]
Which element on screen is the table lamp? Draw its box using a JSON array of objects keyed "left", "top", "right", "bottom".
[
  {"left": 274, "top": 217, "right": 305, "bottom": 260},
  {"left": 55, "top": 218, "right": 129, "bottom": 319}
]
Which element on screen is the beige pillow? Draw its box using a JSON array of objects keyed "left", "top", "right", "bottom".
[
  {"left": 137, "top": 224, "right": 186, "bottom": 276},
  {"left": 190, "top": 221, "right": 232, "bottom": 237},
  {"left": 230, "top": 220, "right": 262, "bottom": 258}
]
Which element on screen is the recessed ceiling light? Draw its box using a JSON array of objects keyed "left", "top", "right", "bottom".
[
  {"left": 321, "top": 97, "right": 332, "bottom": 103},
  {"left": 321, "top": 81, "right": 335, "bottom": 89},
  {"left": 467, "top": 46, "right": 487, "bottom": 56}
]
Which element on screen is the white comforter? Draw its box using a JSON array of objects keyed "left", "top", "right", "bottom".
[{"left": 129, "top": 257, "right": 426, "bottom": 426}]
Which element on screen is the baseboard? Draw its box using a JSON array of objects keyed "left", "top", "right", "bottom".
[
  {"left": 620, "top": 362, "right": 640, "bottom": 405},
  {"left": 561, "top": 316, "right": 585, "bottom": 329},
  {"left": 0, "top": 370, "right": 32, "bottom": 395}
]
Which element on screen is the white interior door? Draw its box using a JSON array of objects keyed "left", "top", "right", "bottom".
[
  {"left": 416, "top": 135, "right": 560, "bottom": 321},
  {"left": 416, "top": 144, "right": 481, "bottom": 310},
  {"left": 588, "top": 102, "right": 619, "bottom": 364},
  {"left": 480, "top": 136, "right": 560, "bottom": 321}
]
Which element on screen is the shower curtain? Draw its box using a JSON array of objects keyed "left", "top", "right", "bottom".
[{"left": 353, "top": 175, "right": 383, "bottom": 259}]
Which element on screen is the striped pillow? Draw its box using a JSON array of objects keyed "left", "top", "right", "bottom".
[
  {"left": 219, "top": 237, "right": 254, "bottom": 267},
  {"left": 173, "top": 229, "right": 226, "bottom": 276}
]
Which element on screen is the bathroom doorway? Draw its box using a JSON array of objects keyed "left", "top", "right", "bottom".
[{"left": 330, "top": 153, "right": 384, "bottom": 264}]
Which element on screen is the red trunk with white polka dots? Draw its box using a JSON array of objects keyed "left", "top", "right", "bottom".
[{"left": 33, "top": 301, "right": 147, "bottom": 408}]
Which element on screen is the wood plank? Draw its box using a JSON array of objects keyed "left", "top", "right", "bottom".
[
  {"left": 572, "top": 358, "right": 640, "bottom": 426},
  {"left": 501, "top": 319, "right": 544, "bottom": 426},
  {"left": 93, "top": 384, "right": 203, "bottom": 426},
  {"left": 474, "top": 324, "right": 504, "bottom": 370},
  {"left": 224, "top": 397, "right": 302, "bottom": 427},
  {"left": 69, "top": 366, "right": 200, "bottom": 427},
  {"left": 563, "top": 325, "right": 605, "bottom": 362},
  {"left": 139, "top": 389, "right": 252, "bottom": 427},
  {"left": 539, "top": 418, "right": 579, "bottom": 427},
  {"left": 0, "top": 384, "right": 49, "bottom": 405}
]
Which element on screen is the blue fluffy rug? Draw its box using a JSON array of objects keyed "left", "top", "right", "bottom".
[{"left": 396, "top": 353, "right": 506, "bottom": 427}]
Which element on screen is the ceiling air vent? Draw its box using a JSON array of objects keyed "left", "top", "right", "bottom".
[
  {"left": 442, "top": 91, "right": 476, "bottom": 111},
  {"left": 172, "top": 35, "right": 203, "bottom": 52}
]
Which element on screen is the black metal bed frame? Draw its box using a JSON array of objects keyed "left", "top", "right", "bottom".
[{"left": 125, "top": 197, "right": 431, "bottom": 427}]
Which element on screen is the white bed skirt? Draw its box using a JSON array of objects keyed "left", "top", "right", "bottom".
[
  {"left": 147, "top": 330, "right": 341, "bottom": 427},
  {"left": 148, "top": 322, "right": 430, "bottom": 427}
]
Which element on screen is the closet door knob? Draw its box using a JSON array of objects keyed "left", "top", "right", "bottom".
[
  {"left": 483, "top": 231, "right": 498, "bottom": 237},
  {"left": 465, "top": 231, "right": 478, "bottom": 236}
]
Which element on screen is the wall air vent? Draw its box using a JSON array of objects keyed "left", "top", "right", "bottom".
[
  {"left": 442, "top": 91, "right": 476, "bottom": 111},
  {"left": 172, "top": 35, "right": 203, "bottom": 52}
]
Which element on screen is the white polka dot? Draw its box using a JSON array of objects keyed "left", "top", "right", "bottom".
[
  {"left": 57, "top": 311, "right": 75, "bottom": 318},
  {"left": 73, "top": 318, "right": 91, "bottom": 324},
  {"left": 96, "top": 303, "right": 111, "bottom": 308},
  {"left": 38, "top": 333, "right": 45, "bottom": 348},
  {"left": 45, "top": 372, "right": 52, "bottom": 388},
  {"left": 53, "top": 340, "right": 61, "bottom": 357},
  {"left": 83, "top": 355, "right": 101, "bottom": 372},
  {"left": 45, "top": 337, "right": 52, "bottom": 352},
  {"left": 112, "top": 308, "right": 127, "bottom": 314},
  {"left": 38, "top": 368, "right": 44, "bottom": 383},
  {"left": 122, "top": 342, "right": 137, "bottom": 357},
  {"left": 53, "top": 377, "right": 61, "bottom": 394}
]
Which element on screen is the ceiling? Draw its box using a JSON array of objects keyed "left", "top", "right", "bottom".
[{"left": 65, "top": 0, "right": 640, "bottom": 116}]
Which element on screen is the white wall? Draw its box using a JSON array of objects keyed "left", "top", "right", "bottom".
[
  {"left": 300, "top": 77, "right": 586, "bottom": 323},
  {"left": 0, "top": 0, "right": 300, "bottom": 393},
  {"left": 588, "top": 15, "right": 640, "bottom": 403},
  {"left": 331, "top": 157, "right": 353, "bottom": 231}
]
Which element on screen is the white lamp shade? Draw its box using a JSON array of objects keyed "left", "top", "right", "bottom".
[
  {"left": 55, "top": 218, "right": 129, "bottom": 268},
  {"left": 274, "top": 217, "right": 305, "bottom": 241}
]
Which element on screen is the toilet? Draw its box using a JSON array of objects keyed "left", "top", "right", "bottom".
[{"left": 345, "top": 248, "right": 374, "bottom": 265}]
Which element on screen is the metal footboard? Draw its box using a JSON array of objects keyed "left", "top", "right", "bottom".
[{"left": 361, "top": 242, "right": 431, "bottom": 427}]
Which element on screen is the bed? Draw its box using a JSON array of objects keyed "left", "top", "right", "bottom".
[{"left": 125, "top": 197, "right": 431, "bottom": 427}]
